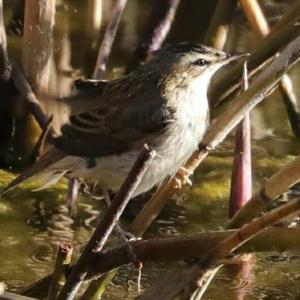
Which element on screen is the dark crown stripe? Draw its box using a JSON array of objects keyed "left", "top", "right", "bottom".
[{"left": 162, "top": 42, "right": 225, "bottom": 57}]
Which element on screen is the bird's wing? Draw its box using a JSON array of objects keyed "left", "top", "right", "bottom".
[
  {"left": 53, "top": 83, "right": 175, "bottom": 158},
  {"left": 59, "top": 79, "right": 110, "bottom": 115}
]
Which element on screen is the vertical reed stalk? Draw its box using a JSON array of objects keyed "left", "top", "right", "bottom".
[
  {"left": 93, "top": 0, "right": 127, "bottom": 79},
  {"left": 0, "top": 0, "right": 6, "bottom": 49},
  {"left": 87, "top": 0, "right": 103, "bottom": 35},
  {"left": 0, "top": 0, "right": 14, "bottom": 166},
  {"left": 48, "top": 244, "right": 73, "bottom": 300},
  {"left": 204, "top": 0, "right": 238, "bottom": 49},
  {"left": 13, "top": 0, "right": 56, "bottom": 166},
  {"left": 134, "top": 0, "right": 181, "bottom": 63},
  {"left": 229, "top": 63, "right": 252, "bottom": 217},
  {"left": 23, "top": 0, "right": 56, "bottom": 95}
]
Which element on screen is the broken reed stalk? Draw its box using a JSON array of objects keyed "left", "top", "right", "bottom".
[
  {"left": 133, "top": 0, "right": 181, "bottom": 63},
  {"left": 229, "top": 62, "right": 252, "bottom": 217},
  {"left": 56, "top": 145, "right": 156, "bottom": 300},
  {"left": 204, "top": 0, "right": 238, "bottom": 49},
  {"left": 93, "top": 0, "right": 127, "bottom": 79},
  {"left": 138, "top": 196, "right": 300, "bottom": 300},
  {"left": 48, "top": 244, "right": 73, "bottom": 300},
  {"left": 239, "top": 0, "right": 300, "bottom": 138},
  {"left": 129, "top": 25, "right": 300, "bottom": 237}
]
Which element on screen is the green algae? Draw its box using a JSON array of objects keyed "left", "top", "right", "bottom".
[
  {"left": 253, "top": 155, "right": 295, "bottom": 179},
  {"left": 187, "top": 154, "right": 297, "bottom": 205}
]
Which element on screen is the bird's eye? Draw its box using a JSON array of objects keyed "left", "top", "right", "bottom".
[{"left": 194, "top": 58, "right": 208, "bottom": 66}]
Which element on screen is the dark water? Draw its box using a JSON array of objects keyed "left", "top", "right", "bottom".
[{"left": 1, "top": 0, "right": 300, "bottom": 299}]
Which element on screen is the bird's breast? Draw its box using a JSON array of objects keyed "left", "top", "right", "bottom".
[
  {"left": 60, "top": 88, "right": 209, "bottom": 197},
  {"left": 156, "top": 89, "right": 209, "bottom": 172}
]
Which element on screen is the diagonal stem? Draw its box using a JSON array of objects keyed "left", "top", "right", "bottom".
[{"left": 56, "top": 145, "right": 156, "bottom": 300}]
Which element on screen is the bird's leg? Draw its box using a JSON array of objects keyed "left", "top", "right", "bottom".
[
  {"left": 174, "top": 166, "right": 193, "bottom": 189},
  {"left": 66, "top": 178, "right": 80, "bottom": 216},
  {"left": 102, "top": 189, "right": 137, "bottom": 242},
  {"left": 102, "top": 189, "right": 140, "bottom": 267}
]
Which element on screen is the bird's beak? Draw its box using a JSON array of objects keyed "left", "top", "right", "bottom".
[{"left": 214, "top": 53, "right": 249, "bottom": 69}]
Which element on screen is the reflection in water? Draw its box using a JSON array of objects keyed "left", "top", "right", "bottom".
[
  {"left": 47, "top": 204, "right": 74, "bottom": 245},
  {"left": 79, "top": 202, "right": 100, "bottom": 229},
  {"left": 224, "top": 256, "right": 255, "bottom": 300},
  {"left": 25, "top": 200, "right": 74, "bottom": 281}
]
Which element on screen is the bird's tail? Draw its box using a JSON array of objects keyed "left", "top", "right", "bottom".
[{"left": 1, "top": 148, "right": 67, "bottom": 196}]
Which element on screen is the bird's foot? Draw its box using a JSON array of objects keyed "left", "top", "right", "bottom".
[
  {"left": 115, "top": 224, "right": 140, "bottom": 243},
  {"left": 123, "top": 230, "right": 140, "bottom": 242},
  {"left": 174, "top": 167, "right": 193, "bottom": 189}
]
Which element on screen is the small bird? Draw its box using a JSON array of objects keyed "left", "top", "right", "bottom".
[{"left": 2, "top": 43, "right": 243, "bottom": 197}]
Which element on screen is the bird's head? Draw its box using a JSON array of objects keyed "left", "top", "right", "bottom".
[{"left": 148, "top": 43, "right": 246, "bottom": 93}]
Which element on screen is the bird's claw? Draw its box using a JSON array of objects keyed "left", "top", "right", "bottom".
[{"left": 174, "top": 167, "right": 193, "bottom": 189}]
